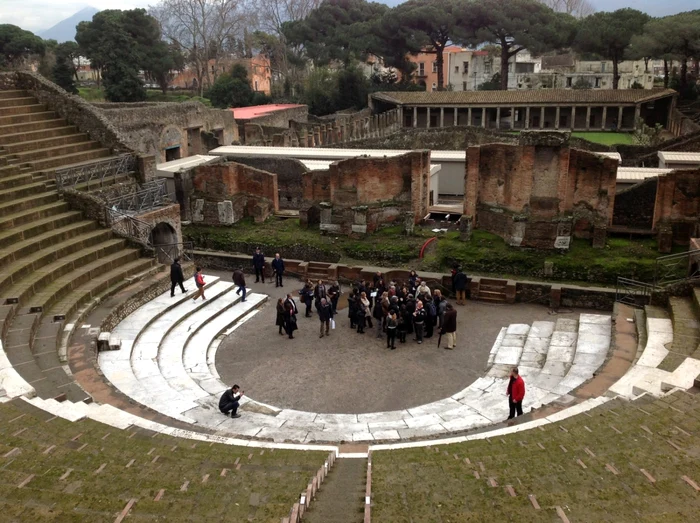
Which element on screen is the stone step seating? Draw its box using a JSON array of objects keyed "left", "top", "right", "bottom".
[
  {"left": 609, "top": 304, "right": 700, "bottom": 399},
  {"left": 369, "top": 390, "right": 700, "bottom": 522},
  {"left": 100, "top": 277, "right": 266, "bottom": 421},
  {"left": 657, "top": 294, "right": 700, "bottom": 372},
  {"left": 474, "top": 278, "right": 508, "bottom": 303},
  {"left": 0, "top": 397, "right": 329, "bottom": 522},
  {"left": 99, "top": 299, "right": 614, "bottom": 443}
]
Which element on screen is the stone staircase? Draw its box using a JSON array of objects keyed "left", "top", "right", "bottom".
[{"left": 0, "top": 88, "right": 160, "bottom": 403}]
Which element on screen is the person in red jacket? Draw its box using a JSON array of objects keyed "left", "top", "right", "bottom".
[{"left": 506, "top": 367, "right": 525, "bottom": 420}]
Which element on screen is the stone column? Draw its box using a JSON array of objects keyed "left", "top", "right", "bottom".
[
  {"left": 426, "top": 107, "right": 431, "bottom": 128},
  {"left": 413, "top": 107, "right": 418, "bottom": 128},
  {"left": 601, "top": 107, "right": 607, "bottom": 130},
  {"left": 481, "top": 108, "right": 486, "bottom": 128},
  {"left": 571, "top": 106, "right": 576, "bottom": 130},
  {"left": 398, "top": 107, "right": 404, "bottom": 128},
  {"left": 440, "top": 107, "right": 445, "bottom": 127},
  {"left": 495, "top": 107, "right": 501, "bottom": 129},
  {"left": 634, "top": 104, "right": 641, "bottom": 129},
  {"left": 555, "top": 106, "right": 560, "bottom": 130},
  {"left": 510, "top": 106, "right": 515, "bottom": 129},
  {"left": 525, "top": 106, "right": 530, "bottom": 129},
  {"left": 617, "top": 106, "right": 624, "bottom": 131},
  {"left": 467, "top": 107, "right": 472, "bottom": 127},
  {"left": 586, "top": 106, "right": 591, "bottom": 130},
  {"left": 374, "top": 115, "right": 379, "bottom": 137},
  {"left": 540, "top": 107, "right": 545, "bottom": 129},
  {"left": 455, "top": 107, "right": 459, "bottom": 126}
]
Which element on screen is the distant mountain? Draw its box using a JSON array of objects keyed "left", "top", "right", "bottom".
[{"left": 39, "top": 6, "right": 99, "bottom": 43}]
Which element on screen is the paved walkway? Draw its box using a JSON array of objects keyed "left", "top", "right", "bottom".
[{"left": 215, "top": 273, "right": 588, "bottom": 414}]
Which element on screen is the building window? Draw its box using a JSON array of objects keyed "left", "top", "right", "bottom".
[
  {"left": 431, "top": 82, "right": 436, "bottom": 91},
  {"left": 566, "top": 77, "right": 572, "bottom": 88},
  {"left": 418, "top": 62, "right": 425, "bottom": 76},
  {"left": 463, "top": 61, "right": 469, "bottom": 74},
  {"left": 432, "top": 61, "right": 438, "bottom": 73},
  {"left": 595, "top": 77, "right": 601, "bottom": 88},
  {"left": 454, "top": 66, "right": 459, "bottom": 73},
  {"left": 484, "top": 61, "right": 492, "bottom": 75},
  {"left": 463, "top": 81, "right": 467, "bottom": 91},
  {"left": 601, "top": 62, "right": 606, "bottom": 73},
  {"left": 254, "top": 80, "right": 258, "bottom": 91}
]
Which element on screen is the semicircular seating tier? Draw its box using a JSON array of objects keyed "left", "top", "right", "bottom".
[{"left": 99, "top": 278, "right": 628, "bottom": 443}]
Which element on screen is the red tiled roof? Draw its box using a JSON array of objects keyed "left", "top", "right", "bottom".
[{"left": 231, "top": 104, "right": 305, "bottom": 120}]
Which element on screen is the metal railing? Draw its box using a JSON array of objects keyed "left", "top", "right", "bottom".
[
  {"left": 107, "top": 178, "right": 169, "bottom": 213},
  {"left": 615, "top": 277, "right": 653, "bottom": 308},
  {"left": 56, "top": 153, "right": 136, "bottom": 191},
  {"left": 153, "top": 242, "right": 194, "bottom": 263},
  {"left": 653, "top": 249, "right": 700, "bottom": 288},
  {"left": 105, "top": 207, "right": 152, "bottom": 247}
]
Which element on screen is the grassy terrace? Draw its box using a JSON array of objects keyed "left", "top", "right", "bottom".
[
  {"left": 371, "top": 391, "right": 700, "bottom": 522},
  {"left": 185, "top": 221, "right": 682, "bottom": 285},
  {"left": 78, "top": 88, "right": 211, "bottom": 106},
  {"left": 0, "top": 400, "right": 326, "bottom": 521},
  {"left": 571, "top": 132, "right": 636, "bottom": 146}
]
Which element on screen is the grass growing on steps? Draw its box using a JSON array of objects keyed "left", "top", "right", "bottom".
[
  {"left": 184, "top": 219, "right": 433, "bottom": 265},
  {"left": 185, "top": 220, "right": 684, "bottom": 286},
  {"left": 431, "top": 231, "right": 683, "bottom": 285}
]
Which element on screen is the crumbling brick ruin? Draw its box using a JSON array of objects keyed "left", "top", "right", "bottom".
[
  {"left": 653, "top": 169, "right": 700, "bottom": 252},
  {"left": 464, "top": 131, "right": 618, "bottom": 249}
]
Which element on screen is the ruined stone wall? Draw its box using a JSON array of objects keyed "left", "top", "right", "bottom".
[
  {"left": 95, "top": 101, "right": 237, "bottom": 162},
  {"left": 302, "top": 170, "right": 331, "bottom": 203},
  {"left": 241, "top": 106, "right": 308, "bottom": 128},
  {"left": 612, "top": 177, "right": 658, "bottom": 230},
  {"left": 225, "top": 156, "right": 308, "bottom": 210},
  {"left": 653, "top": 169, "right": 700, "bottom": 246},
  {"left": 189, "top": 162, "right": 279, "bottom": 225},
  {"left": 465, "top": 131, "right": 616, "bottom": 248}
]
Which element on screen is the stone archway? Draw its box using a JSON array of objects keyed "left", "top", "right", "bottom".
[{"left": 149, "top": 222, "right": 178, "bottom": 263}]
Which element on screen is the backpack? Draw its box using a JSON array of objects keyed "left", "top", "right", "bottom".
[{"left": 426, "top": 301, "right": 436, "bottom": 317}]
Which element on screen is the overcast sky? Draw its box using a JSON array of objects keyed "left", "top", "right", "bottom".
[{"left": 1, "top": 0, "right": 697, "bottom": 34}]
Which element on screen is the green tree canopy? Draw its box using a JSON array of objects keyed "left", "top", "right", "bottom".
[
  {"left": 206, "top": 63, "right": 256, "bottom": 108},
  {"left": 573, "top": 8, "right": 650, "bottom": 89},
  {"left": 392, "top": 0, "right": 459, "bottom": 91},
  {"left": 456, "top": 0, "right": 574, "bottom": 90},
  {"left": 0, "top": 24, "right": 44, "bottom": 68}
]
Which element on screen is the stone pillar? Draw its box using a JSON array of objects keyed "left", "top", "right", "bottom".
[
  {"left": 481, "top": 108, "right": 486, "bottom": 128},
  {"left": 413, "top": 107, "right": 418, "bottom": 128},
  {"left": 398, "top": 106, "right": 404, "bottom": 128},
  {"left": 601, "top": 107, "right": 607, "bottom": 130},
  {"left": 592, "top": 226, "right": 607, "bottom": 249},
  {"left": 510, "top": 107, "right": 515, "bottom": 129},
  {"left": 403, "top": 211, "right": 415, "bottom": 235},
  {"left": 314, "top": 126, "right": 321, "bottom": 146},
  {"left": 495, "top": 107, "right": 501, "bottom": 129},
  {"left": 586, "top": 106, "right": 591, "bottom": 130},
  {"left": 540, "top": 107, "right": 545, "bottom": 129},
  {"left": 525, "top": 106, "right": 530, "bottom": 129},
  {"left": 617, "top": 106, "right": 624, "bottom": 131},
  {"left": 571, "top": 106, "right": 576, "bottom": 130},
  {"left": 657, "top": 223, "right": 673, "bottom": 253},
  {"left": 555, "top": 106, "right": 560, "bottom": 129},
  {"left": 458, "top": 215, "right": 472, "bottom": 241},
  {"left": 455, "top": 107, "right": 459, "bottom": 126},
  {"left": 374, "top": 115, "right": 379, "bottom": 137},
  {"left": 467, "top": 107, "right": 472, "bottom": 127},
  {"left": 634, "top": 105, "right": 641, "bottom": 129},
  {"left": 426, "top": 107, "right": 431, "bottom": 129},
  {"left": 440, "top": 107, "right": 445, "bottom": 127}
]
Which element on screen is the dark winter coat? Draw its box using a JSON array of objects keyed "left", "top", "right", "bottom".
[
  {"left": 253, "top": 252, "right": 265, "bottom": 269},
  {"left": 271, "top": 257, "right": 285, "bottom": 274},
  {"left": 317, "top": 302, "right": 333, "bottom": 322},
  {"left": 276, "top": 302, "right": 285, "bottom": 327},
  {"left": 441, "top": 309, "right": 457, "bottom": 334},
  {"left": 170, "top": 261, "right": 184, "bottom": 283},
  {"left": 232, "top": 270, "right": 246, "bottom": 287},
  {"left": 453, "top": 271, "right": 468, "bottom": 291}
]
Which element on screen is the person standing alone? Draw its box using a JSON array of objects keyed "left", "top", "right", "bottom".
[
  {"left": 192, "top": 267, "right": 206, "bottom": 301},
  {"left": 252, "top": 247, "right": 265, "bottom": 283},
  {"left": 232, "top": 269, "right": 247, "bottom": 302},
  {"left": 453, "top": 267, "right": 468, "bottom": 306},
  {"left": 317, "top": 297, "right": 333, "bottom": 338},
  {"left": 271, "top": 253, "right": 285, "bottom": 287},
  {"left": 170, "top": 257, "right": 186, "bottom": 297},
  {"left": 506, "top": 367, "right": 525, "bottom": 420},
  {"left": 440, "top": 303, "right": 457, "bottom": 350}
]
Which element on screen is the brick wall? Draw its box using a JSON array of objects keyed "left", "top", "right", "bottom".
[
  {"left": 229, "top": 156, "right": 308, "bottom": 210},
  {"left": 190, "top": 162, "right": 279, "bottom": 224},
  {"left": 652, "top": 169, "right": 700, "bottom": 244},
  {"left": 464, "top": 131, "right": 616, "bottom": 248}
]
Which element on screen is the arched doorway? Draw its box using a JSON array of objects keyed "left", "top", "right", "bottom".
[{"left": 149, "top": 222, "right": 178, "bottom": 264}]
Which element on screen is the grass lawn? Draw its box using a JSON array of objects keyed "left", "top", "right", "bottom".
[
  {"left": 77, "top": 87, "right": 211, "bottom": 106},
  {"left": 571, "top": 131, "right": 636, "bottom": 146}
]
